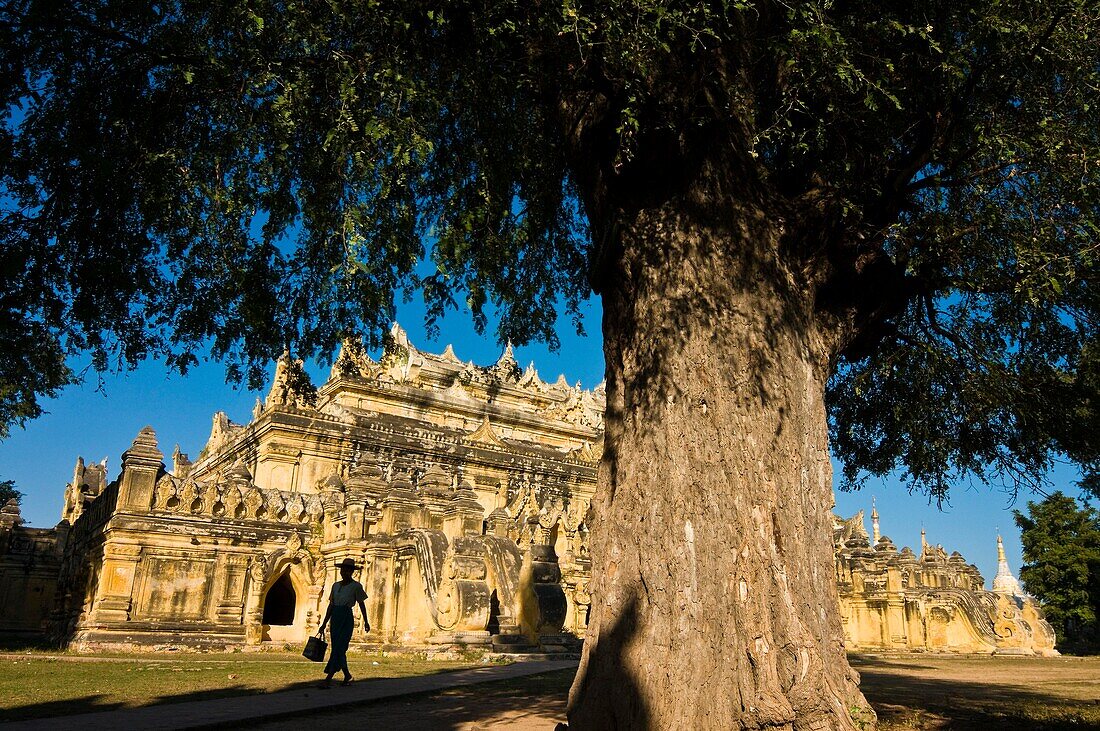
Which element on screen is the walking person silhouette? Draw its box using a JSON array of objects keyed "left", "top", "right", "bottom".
[{"left": 318, "top": 557, "right": 368, "bottom": 687}]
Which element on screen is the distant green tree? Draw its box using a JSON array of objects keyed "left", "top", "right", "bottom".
[
  {"left": 0, "top": 478, "right": 21, "bottom": 506},
  {"left": 1015, "top": 492, "right": 1100, "bottom": 650}
]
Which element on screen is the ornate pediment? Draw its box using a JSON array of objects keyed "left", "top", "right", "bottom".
[
  {"left": 330, "top": 338, "right": 380, "bottom": 380},
  {"left": 380, "top": 322, "right": 425, "bottom": 383},
  {"left": 440, "top": 343, "right": 462, "bottom": 363},
  {"left": 463, "top": 416, "right": 507, "bottom": 447}
]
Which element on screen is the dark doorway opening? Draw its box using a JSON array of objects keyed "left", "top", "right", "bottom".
[
  {"left": 262, "top": 573, "right": 296, "bottom": 626},
  {"left": 487, "top": 590, "right": 500, "bottom": 634}
]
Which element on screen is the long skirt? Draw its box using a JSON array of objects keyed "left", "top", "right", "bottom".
[{"left": 324, "top": 605, "right": 353, "bottom": 676}]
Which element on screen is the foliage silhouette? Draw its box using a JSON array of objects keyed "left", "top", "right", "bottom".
[{"left": 4, "top": 0, "right": 1100, "bottom": 726}]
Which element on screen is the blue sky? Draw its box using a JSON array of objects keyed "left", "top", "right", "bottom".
[{"left": 0, "top": 295, "right": 1087, "bottom": 587}]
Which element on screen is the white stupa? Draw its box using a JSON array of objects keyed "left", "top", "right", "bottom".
[{"left": 991, "top": 535, "right": 1024, "bottom": 596}]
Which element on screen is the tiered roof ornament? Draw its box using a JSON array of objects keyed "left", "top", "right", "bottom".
[
  {"left": 122, "top": 426, "right": 164, "bottom": 468},
  {"left": 269, "top": 322, "right": 606, "bottom": 432},
  {"left": 0, "top": 498, "right": 22, "bottom": 529}
]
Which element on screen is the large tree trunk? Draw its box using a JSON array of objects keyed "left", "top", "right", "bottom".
[{"left": 567, "top": 173, "right": 872, "bottom": 729}]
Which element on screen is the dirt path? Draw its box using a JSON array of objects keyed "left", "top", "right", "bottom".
[
  {"left": 256, "top": 655, "right": 1100, "bottom": 731},
  {"left": 253, "top": 669, "right": 574, "bottom": 731},
  {"left": 255, "top": 687, "right": 568, "bottom": 730}
]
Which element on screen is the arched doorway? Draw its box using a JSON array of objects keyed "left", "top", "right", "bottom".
[
  {"left": 261, "top": 572, "right": 298, "bottom": 641},
  {"left": 263, "top": 573, "right": 295, "bottom": 625}
]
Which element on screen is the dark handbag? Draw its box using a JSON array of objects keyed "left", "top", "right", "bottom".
[{"left": 303, "top": 632, "right": 327, "bottom": 662}]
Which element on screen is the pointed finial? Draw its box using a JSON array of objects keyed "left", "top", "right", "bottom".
[
  {"left": 389, "top": 321, "right": 411, "bottom": 348},
  {"left": 993, "top": 533, "right": 1023, "bottom": 595},
  {"left": 871, "top": 498, "right": 880, "bottom": 543},
  {"left": 441, "top": 343, "right": 460, "bottom": 363},
  {"left": 495, "top": 342, "right": 517, "bottom": 366}
]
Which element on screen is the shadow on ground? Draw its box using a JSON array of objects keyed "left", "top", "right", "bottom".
[
  {"left": 0, "top": 666, "right": 473, "bottom": 724},
  {"left": 255, "top": 669, "right": 575, "bottom": 731},
  {"left": 854, "top": 660, "right": 1100, "bottom": 730},
  {"left": 1, "top": 695, "right": 128, "bottom": 723},
  {"left": 848, "top": 653, "right": 940, "bottom": 672},
  {"left": 6, "top": 656, "right": 1098, "bottom": 730},
  {"left": 0, "top": 680, "right": 311, "bottom": 723}
]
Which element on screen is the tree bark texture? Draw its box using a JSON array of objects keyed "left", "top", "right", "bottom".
[{"left": 567, "top": 171, "right": 872, "bottom": 730}]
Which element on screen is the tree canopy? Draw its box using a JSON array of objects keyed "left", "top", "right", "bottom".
[
  {"left": 2, "top": 0, "right": 1098, "bottom": 487},
  {"left": 7, "top": 3, "right": 1100, "bottom": 725},
  {"left": 1015, "top": 492, "right": 1100, "bottom": 650},
  {"left": 0, "top": 478, "right": 22, "bottom": 506}
]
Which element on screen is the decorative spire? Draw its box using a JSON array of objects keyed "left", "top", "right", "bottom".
[
  {"left": 171, "top": 444, "right": 192, "bottom": 477},
  {"left": 226, "top": 460, "right": 253, "bottom": 486},
  {"left": 441, "top": 343, "right": 461, "bottom": 363},
  {"left": 871, "top": 497, "right": 880, "bottom": 543},
  {"left": 265, "top": 349, "right": 316, "bottom": 409},
  {"left": 518, "top": 362, "right": 544, "bottom": 390},
  {"left": 489, "top": 342, "right": 520, "bottom": 382},
  {"left": 332, "top": 338, "right": 362, "bottom": 379},
  {"left": 992, "top": 535, "right": 1024, "bottom": 596},
  {"left": 389, "top": 321, "right": 410, "bottom": 349},
  {"left": 122, "top": 426, "right": 164, "bottom": 468}
]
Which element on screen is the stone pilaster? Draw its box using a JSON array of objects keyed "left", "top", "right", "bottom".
[
  {"left": 90, "top": 543, "right": 142, "bottom": 623},
  {"left": 243, "top": 554, "right": 267, "bottom": 645},
  {"left": 214, "top": 554, "right": 249, "bottom": 624}
]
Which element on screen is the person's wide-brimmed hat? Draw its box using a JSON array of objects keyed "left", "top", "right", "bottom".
[{"left": 335, "top": 557, "right": 359, "bottom": 571}]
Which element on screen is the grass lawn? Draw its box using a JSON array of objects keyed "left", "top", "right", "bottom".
[
  {"left": 851, "top": 653, "right": 1100, "bottom": 730},
  {"left": 0, "top": 650, "right": 478, "bottom": 722}
]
